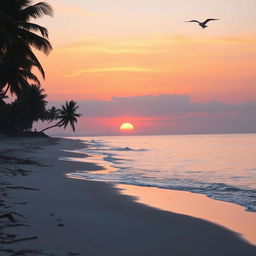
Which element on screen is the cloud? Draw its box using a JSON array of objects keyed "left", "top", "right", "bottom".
[
  {"left": 57, "top": 33, "right": 256, "bottom": 53},
  {"left": 52, "top": 1, "right": 103, "bottom": 18},
  {"left": 47, "top": 94, "right": 256, "bottom": 135},
  {"left": 216, "top": 33, "right": 256, "bottom": 45},
  {"left": 45, "top": 32, "right": 256, "bottom": 106},
  {"left": 66, "top": 67, "right": 159, "bottom": 77},
  {"left": 51, "top": 94, "right": 256, "bottom": 117}
]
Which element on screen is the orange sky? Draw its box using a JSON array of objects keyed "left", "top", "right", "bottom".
[
  {"left": 32, "top": 0, "right": 256, "bottom": 135},
  {"left": 33, "top": 0, "right": 256, "bottom": 104},
  {"left": 38, "top": 33, "right": 256, "bottom": 103}
]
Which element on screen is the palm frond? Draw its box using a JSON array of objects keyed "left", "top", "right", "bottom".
[
  {"left": 17, "top": 42, "right": 45, "bottom": 78},
  {"left": 17, "top": 28, "right": 52, "bottom": 55},
  {"left": 18, "top": 69, "right": 41, "bottom": 85},
  {"left": 18, "top": 22, "right": 49, "bottom": 38},
  {"left": 8, "top": 75, "right": 30, "bottom": 96},
  {"left": 18, "top": 2, "right": 53, "bottom": 22},
  {"left": 70, "top": 121, "right": 75, "bottom": 132}
]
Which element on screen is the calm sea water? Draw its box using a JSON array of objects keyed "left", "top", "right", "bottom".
[{"left": 66, "top": 134, "right": 256, "bottom": 212}]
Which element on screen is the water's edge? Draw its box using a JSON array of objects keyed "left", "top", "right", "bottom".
[{"left": 65, "top": 135, "right": 256, "bottom": 213}]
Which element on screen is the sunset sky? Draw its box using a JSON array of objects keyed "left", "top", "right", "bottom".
[{"left": 36, "top": 0, "right": 256, "bottom": 135}]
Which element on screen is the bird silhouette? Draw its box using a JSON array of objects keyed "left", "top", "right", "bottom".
[{"left": 186, "top": 19, "right": 219, "bottom": 29}]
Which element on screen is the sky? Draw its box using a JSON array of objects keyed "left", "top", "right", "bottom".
[{"left": 35, "top": 0, "right": 256, "bottom": 135}]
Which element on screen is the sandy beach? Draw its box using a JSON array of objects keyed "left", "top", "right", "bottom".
[{"left": 1, "top": 137, "right": 256, "bottom": 256}]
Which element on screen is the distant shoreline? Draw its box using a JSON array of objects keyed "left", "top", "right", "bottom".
[{"left": 52, "top": 132, "right": 256, "bottom": 137}]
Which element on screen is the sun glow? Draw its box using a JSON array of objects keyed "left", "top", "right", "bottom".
[{"left": 120, "top": 122, "right": 135, "bottom": 131}]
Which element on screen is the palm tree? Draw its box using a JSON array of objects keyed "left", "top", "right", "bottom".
[
  {"left": 13, "top": 84, "right": 48, "bottom": 131},
  {"left": 40, "top": 101, "right": 81, "bottom": 132},
  {"left": 44, "top": 106, "right": 60, "bottom": 123},
  {"left": 0, "top": 0, "right": 53, "bottom": 55},
  {"left": 0, "top": 9, "right": 14, "bottom": 56},
  {"left": 0, "top": 84, "right": 48, "bottom": 133},
  {"left": 23, "top": 84, "right": 48, "bottom": 123},
  {"left": 58, "top": 101, "right": 82, "bottom": 132},
  {"left": 0, "top": 90, "right": 7, "bottom": 109},
  {"left": 0, "top": 0, "right": 53, "bottom": 98},
  {"left": 0, "top": 57, "right": 40, "bottom": 98}
]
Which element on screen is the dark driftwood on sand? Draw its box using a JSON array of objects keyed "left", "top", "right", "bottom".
[
  {"left": 0, "top": 248, "right": 14, "bottom": 253},
  {"left": 7, "top": 168, "right": 31, "bottom": 176},
  {"left": 7, "top": 186, "right": 39, "bottom": 191},
  {"left": 1, "top": 236, "right": 38, "bottom": 244},
  {"left": 0, "top": 248, "right": 52, "bottom": 256},
  {"left": 0, "top": 155, "right": 41, "bottom": 166},
  {"left": 0, "top": 213, "right": 16, "bottom": 223},
  {"left": 5, "top": 224, "right": 29, "bottom": 227}
]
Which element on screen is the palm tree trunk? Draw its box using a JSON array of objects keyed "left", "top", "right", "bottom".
[
  {"left": 40, "top": 122, "right": 62, "bottom": 132},
  {"left": 0, "top": 84, "right": 10, "bottom": 100}
]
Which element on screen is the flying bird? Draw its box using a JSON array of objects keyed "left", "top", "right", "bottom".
[{"left": 186, "top": 19, "right": 219, "bottom": 29}]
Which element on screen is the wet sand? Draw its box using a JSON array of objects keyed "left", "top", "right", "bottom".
[
  {"left": 117, "top": 184, "right": 256, "bottom": 245},
  {"left": 0, "top": 137, "right": 256, "bottom": 256}
]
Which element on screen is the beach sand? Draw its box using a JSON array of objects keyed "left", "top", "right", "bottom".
[{"left": 0, "top": 137, "right": 256, "bottom": 256}]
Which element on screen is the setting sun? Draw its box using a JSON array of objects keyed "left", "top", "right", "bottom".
[{"left": 120, "top": 122, "right": 135, "bottom": 131}]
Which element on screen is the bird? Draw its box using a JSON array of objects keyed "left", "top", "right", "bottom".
[{"left": 185, "top": 18, "right": 219, "bottom": 29}]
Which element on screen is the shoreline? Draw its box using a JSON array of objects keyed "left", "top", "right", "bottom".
[
  {"left": 117, "top": 184, "right": 256, "bottom": 245},
  {"left": 64, "top": 139, "right": 256, "bottom": 244},
  {"left": 65, "top": 134, "right": 256, "bottom": 214},
  {"left": 1, "top": 137, "right": 256, "bottom": 255}
]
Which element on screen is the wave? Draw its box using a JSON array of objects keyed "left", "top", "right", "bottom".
[
  {"left": 69, "top": 171, "right": 256, "bottom": 213},
  {"left": 103, "top": 155, "right": 124, "bottom": 163},
  {"left": 67, "top": 136, "right": 256, "bottom": 213},
  {"left": 111, "top": 147, "right": 147, "bottom": 152},
  {"left": 87, "top": 140, "right": 147, "bottom": 152},
  {"left": 205, "top": 183, "right": 256, "bottom": 193}
]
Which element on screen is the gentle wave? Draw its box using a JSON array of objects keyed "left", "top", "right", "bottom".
[
  {"left": 67, "top": 135, "right": 256, "bottom": 213},
  {"left": 103, "top": 155, "right": 124, "bottom": 163},
  {"left": 68, "top": 171, "right": 256, "bottom": 212},
  {"left": 111, "top": 147, "right": 147, "bottom": 152},
  {"left": 88, "top": 139, "right": 147, "bottom": 152}
]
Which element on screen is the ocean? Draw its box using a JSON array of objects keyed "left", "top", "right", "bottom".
[{"left": 65, "top": 134, "right": 256, "bottom": 213}]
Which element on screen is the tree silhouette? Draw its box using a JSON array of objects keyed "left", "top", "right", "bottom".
[
  {"left": 0, "top": 85, "right": 48, "bottom": 133},
  {"left": 44, "top": 106, "right": 60, "bottom": 123},
  {"left": 0, "top": 58, "right": 40, "bottom": 99},
  {"left": 0, "top": 0, "right": 53, "bottom": 98},
  {"left": 40, "top": 101, "right": 81, "bottom": 133},
  {"left": 0, "top": 2, "right": 82, "bottom": 135},
  {"left": 19, "top": 84, "right": 48, "bottom": 129}
]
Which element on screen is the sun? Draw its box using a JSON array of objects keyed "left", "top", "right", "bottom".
[{"left": 120, "top": 122, "right": 135, "bottom": 131}]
